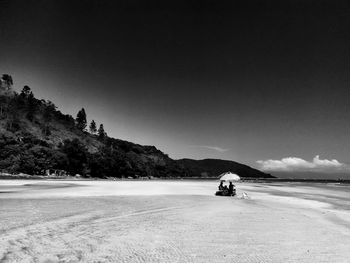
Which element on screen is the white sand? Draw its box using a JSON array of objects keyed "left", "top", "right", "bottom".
[{"left": 0, "top": 180, "right": 350, "bottom": 263}]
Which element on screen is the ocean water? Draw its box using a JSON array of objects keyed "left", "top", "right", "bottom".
[{"left": 272, "top": 171, "right": 350, "bottom": 180}]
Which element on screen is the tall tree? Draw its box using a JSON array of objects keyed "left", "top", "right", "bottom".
[
  {"left": 21, "top": 85, "right": 31, "bottom": 97},
  {"left": 75, "top": 108, "right": 87, "bottom": 131},
  {"left": 98, "top": 124, "right": 106, "bottom": 139},
  {"left": 89, "top": 120, "right": 97, "bottom": 134},
  {"left": 1, "top": 74, "right": 13, "bottom": 90},
  {"left": 0, "top": 94, "right": 8, "bottom": 117},
  {"left": 26, "top": 91, "right": 37, "bottom": 121},
  {"left": 6, "top": 98, "right": 20, "bottom": 131},
  {"left": 42, "top": 100, "right": 56, "bottom": 136}
]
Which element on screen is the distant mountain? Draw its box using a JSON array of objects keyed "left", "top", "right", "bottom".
[
  {"left": 0, "top": 74, "right": 270, "bottom": 179},
  {"left": 177, "top": 158, "right": 274, "bottom": 178}
]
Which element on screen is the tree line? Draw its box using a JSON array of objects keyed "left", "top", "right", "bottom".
[
  {"left": 1, "top": 75, "right": 272, "bottom": 179},
  {"left": 0, "top": 74, "right": 114, "bottom": 177},
  {"left": 75, "top": 108, "right": 106, "bottom": 139},
  {"left": 1, "top": 74, "right": 184, "bottom": 178}
]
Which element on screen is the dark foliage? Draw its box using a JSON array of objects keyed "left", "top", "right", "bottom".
[
  {"left": 89, "top": 146, "right": 126, "bottom": 178},
  {"left": 0, "top": 74, "right": 271, "bottom": 179},
  {"left": 89, "top": 120, "right": 97, "bottom": 134},
  {"left": 1, "top": 74, "right": 13, "bottom": 89},
  {"left": 60, "top": 139, "right": 88, "bottom": 176},
  {"left": 75, "top": 108, "right": 87, "bottom": 131},
  {"left": 0, "top": 134, "right": 68, "bottom": 175},
  {"left": 98, "top": 123, "right": 106, "bottom": 139}
]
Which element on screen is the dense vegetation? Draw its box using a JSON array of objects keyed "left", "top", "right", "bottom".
[
  {"left": 0, "top": 74, "right": 272, "bottom": 179},
  {"left": 0, "top": 74, "right": 188, "bottom": 178}
]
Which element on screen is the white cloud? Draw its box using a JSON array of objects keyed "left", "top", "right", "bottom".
[
  {"left": 257, "top": 155, "right": 346, "bottom": 172},
  {"left": 190, "top": 145, "right": 230, "bottom": 153}
]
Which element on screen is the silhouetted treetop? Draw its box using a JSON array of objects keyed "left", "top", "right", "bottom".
[
  {"left": 98, "top": 123, "right": 106, "bottom": 139},
  {"left": 89, "top": 120, "right": 97, "bottom": 134},
  {"left": 76, "top": 108, "right": 87, "bottom": 131}
]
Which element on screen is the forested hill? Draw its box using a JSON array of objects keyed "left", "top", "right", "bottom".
[{"left": 0, "top": 74, "right": 272, "bottom": 179}]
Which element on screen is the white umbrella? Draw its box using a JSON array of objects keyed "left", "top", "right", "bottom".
[{"left": 219, "top": 172, "right": 240, "bottom": 182}]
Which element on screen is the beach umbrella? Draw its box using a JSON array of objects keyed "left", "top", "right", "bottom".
[{"left": 219, "top": 172, "right": 240, "bottom": 182}]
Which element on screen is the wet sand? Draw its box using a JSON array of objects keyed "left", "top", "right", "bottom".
[{"left": 0, "top": 180, "right": 350, "bottom": 263}]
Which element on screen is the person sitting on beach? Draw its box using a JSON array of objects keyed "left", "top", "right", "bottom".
[
  {"left": 218, "top": 181, "right": 224, "bottom": 190},
  {"left": 228, "top": 182, "right": 235, "bottom": 195}
]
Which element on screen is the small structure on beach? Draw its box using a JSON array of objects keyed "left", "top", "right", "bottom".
[{"left": 45, "top": 169, "right": 68, "bottom": 177}]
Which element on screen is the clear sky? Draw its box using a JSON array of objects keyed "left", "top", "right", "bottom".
[{"left": 1, "top": 0, "right": 350, "bottom": 172}]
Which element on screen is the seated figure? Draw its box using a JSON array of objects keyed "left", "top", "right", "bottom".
[{"left": 228, "top": 182, "right": 236, "bottom": 196}]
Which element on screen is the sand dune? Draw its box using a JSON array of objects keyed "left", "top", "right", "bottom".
[{"left": 0, "top": 180, "right": 350, "bottom": 262}]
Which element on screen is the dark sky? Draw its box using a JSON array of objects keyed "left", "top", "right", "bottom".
[{"left": 1, "top": 0, "right": 350, "bottom": 170}]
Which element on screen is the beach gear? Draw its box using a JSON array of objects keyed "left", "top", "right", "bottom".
[
  {"left": 219, "top": 172, "right": 240, "bottom": 182},
  {"left": 215, "top": 189, "right": 236, "bottom": 196}
]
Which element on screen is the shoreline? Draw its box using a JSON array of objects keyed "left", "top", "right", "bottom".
[{"left": 1, "top": 174, "right": 350, "bottom": 184}]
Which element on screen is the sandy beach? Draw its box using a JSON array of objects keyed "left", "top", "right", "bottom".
[{"left": 0, "top": 180, "right": 350, "bottom": 263}]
